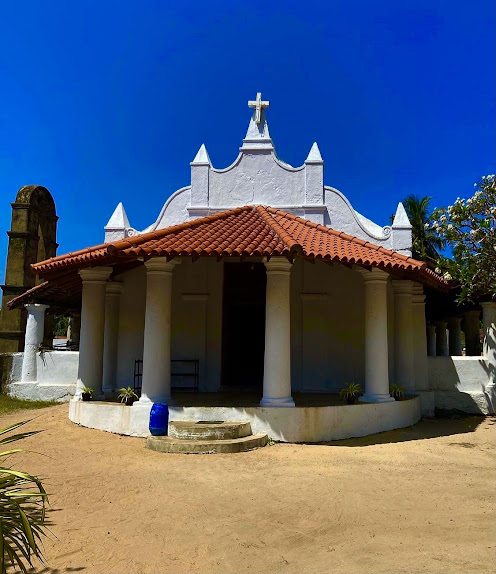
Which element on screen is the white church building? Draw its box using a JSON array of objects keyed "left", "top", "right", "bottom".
[{"left": 6, "top": 94, "right": 496, "bottom": 442}]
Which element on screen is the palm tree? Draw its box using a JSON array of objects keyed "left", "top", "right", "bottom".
[
  {"left": 0, "top": 420, "right": 48, "bottom": 573},
  {"left": 400, "top": 195, "right": 445, "bottom": 263}
]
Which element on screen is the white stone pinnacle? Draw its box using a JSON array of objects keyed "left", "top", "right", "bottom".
[
  {"left": 244, "top": 112, "right": 271, "bottom": 141},
  {"left": 305, "top": 142, "right": 323, "bottom": 163},
  {"left": 105, "top": 202, "right": 130, "bottom": 229},
  {"left": 191, "top": 143, "right": 211, "bottom": 165},
  {"left": 392, "top": 202, "right": 411, "bottom": 228}
]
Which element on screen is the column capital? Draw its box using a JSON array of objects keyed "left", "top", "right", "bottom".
[
  {"left": 144, "top": 258, "right": 181, "bottom": 274},
  {"left": 357, "top": 267, "right": 389, "bottom": 284},
  {"left": 105, "top": 281, "right": 123, "bottom": 296},
  {"left": 391, "top": 279, "right": 414, "bottom": 295},
  {"left": 264, "top": 257, "right": 292, "bottom": 274},
  {"left": 435, "top": 320, "right": 448, "bottom": 328},
  {"left": 448, "top": 316, "right": 462, "bottom": 326},
  {"left": 79, "top": 266, "right": 113, "bottom": 283},
  {"left": 24, "top": 303, "right": 50, "bottom": 313},
  {"left": 481, "top": 301, "right": 496, "bottom": 312}
]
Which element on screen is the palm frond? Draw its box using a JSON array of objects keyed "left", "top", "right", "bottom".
[{"left": 0, "top": 420, "right": 48, "bottom": 574}]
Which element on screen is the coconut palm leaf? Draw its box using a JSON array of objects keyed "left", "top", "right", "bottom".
[
  {"left": 0, "top": 420, "right": 48, "bottom": 574},
  {"left": 401, "top": 195, "right": 445, "bottom": 262}
]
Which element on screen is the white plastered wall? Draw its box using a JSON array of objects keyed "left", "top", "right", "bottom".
[{"left": 115, "top": 258, "right": 373, "bottom": 393}]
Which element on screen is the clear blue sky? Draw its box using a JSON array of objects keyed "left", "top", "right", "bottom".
[{"left": 1, "top": 0, "right": 494, "bottom": 281}]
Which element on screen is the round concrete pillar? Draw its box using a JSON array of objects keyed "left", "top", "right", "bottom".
[
  {"left": 463, "top": 309, "right": 481, "bottom": 356},
  {"left": 359, "top": 269, "right": 394, "bottom": 403},
  {"left": 68, "top": 312, "right": 81, "bottom": 347},
  {"left": 435, "top": 321, "right": 449, "bottom": 357},
  {"left": 75, "top": 267, "right": 113, "bottom": 398},
  {"left": 102, "top": 282, "right": 123, "bottom": 393},
  {"left": 481, "top": 302, "right": 496, "bottom": 391},
  {"left": 21, "top": 304, "right": 49, "bottom": 382},
  {"left": 136, "top": 259, "right": 180, "bottom": 407},
  {"left": 392, "top": 280, "right": 415, "bottom": 390},
  {"left": 412, "top": 283, "right": 429, "bottom": 390},
  {"left": 426, "top": 324, "right": 437, "bottom": 356},
  {"left": 448, "top": 317, "right": 463, "bottom": 356},
  {"left": 260, "top": 258, "right": 294, "bottom": 407}
]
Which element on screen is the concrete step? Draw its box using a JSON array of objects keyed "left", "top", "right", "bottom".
[
  {"left": 146, "top": 433, "right": 268, "bottom": 454},
  {"left": 168, "top": 420, "right": 252, "bottom": 440}
]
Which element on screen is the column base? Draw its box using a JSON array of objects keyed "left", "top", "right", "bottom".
[
  {"left": 260, "top": 396, "right": 295, "bottom": 408},
  {"left": 135, "top": 395, "right": 176, "bottom": 407},
  {"left": 359, "top": 394, "right": 395, "bottom": 404},
  {"left": 485, "top": 384, "right": 496, "bottom": 415}
]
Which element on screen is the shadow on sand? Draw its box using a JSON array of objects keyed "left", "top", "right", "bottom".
[{"left": 305, "top": 414, "right": 493, "bottom": 447}]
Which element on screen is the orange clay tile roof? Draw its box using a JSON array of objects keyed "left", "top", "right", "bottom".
[
  {"left": 32, "top": 205, "right": 446, "bottom": 278},
  {"left": 7, "top": 206, "right": 448, "bottom": 310}
]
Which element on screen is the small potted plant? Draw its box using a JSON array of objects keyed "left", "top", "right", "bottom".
[
  {"left": 81, "top": 386, "right": 94, "bottom": 401},
  {"left": 339, "top": 382, "right": 362, "bottom": 405},
  {"left": 118, "top": 387, "right": 138, "bottom": 406},
  {"left": 389, "top": 383, "right": 404, "bottom": 401}
]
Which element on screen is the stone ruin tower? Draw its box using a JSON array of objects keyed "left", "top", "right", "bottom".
[{"left": 0, "top": 185, "right": 58, "bottom": 352}]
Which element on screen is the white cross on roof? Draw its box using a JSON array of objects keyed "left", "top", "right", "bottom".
[{"left": 248, "top": 92, "right": 270, "bottom": 125}]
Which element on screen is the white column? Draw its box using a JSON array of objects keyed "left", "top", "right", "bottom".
[
  {"left": 75, "top": 267, "right": 113, "bottom": 398},
  {"left": 412, "top": 283, "right": 429, "bottom": 390},
  {"left": 136, "top": 259, "right": 180, "bottom": 406},
  {"left": 463, "top": 309, "right": 481, "bottom": 356},
  {"left": 102, "top": 282, "right": 123, "bottom": 394},
  {"left": 435, "top": 321, "right": 449, "bottom": 357},
  {"left": 448, "top": 317, "right": 463, "bottom": 356},
  {"left": 359, "top": 268, "right": 394, "bottom": 403},
  {"left": 481, "top": 302, "right": 496, "bottom": 391},
  {"left": 67, "top": 312, "right": 81, "bottom": 347},
  {"left": 21, "top": 304, "right": 49, "bottom": 382},
  {"left": 260, "top": 258, "right": 294, "bottom": 407},
  {"left": 392, "top": 280, "right": 415, "bottom": 390},
  {"left": 426, "top": 324, "right": 437, "bottom": 356}
]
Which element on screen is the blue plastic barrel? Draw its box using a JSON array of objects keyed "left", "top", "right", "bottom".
[{"left": 149, "top": 403, "right": 169, "bottom": 436}]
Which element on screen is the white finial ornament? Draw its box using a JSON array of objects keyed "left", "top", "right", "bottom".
[{"left": 248, "top": 92, "right": 270, "bottom": 124}]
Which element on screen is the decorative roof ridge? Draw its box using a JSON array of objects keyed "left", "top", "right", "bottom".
[
  {"left": 107, "top": 206, "right": 252, "bottom": 253},
  {"left": 254, "top": 206, "right": 302, "bottom": 256},
  {"left": 263, "top": 206, "right": 427, "bottom": 269},
  {"left": 32, "top": 206, "right": 256, "bottom": 273}
]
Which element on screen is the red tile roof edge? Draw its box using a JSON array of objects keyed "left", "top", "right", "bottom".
[{"left": 29, "top": 205, "right": 449, "bottom": 289}]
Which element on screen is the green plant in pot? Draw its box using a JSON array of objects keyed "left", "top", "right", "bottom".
[
  {"left": 339, "top": 382, "right": 362, "bottom": 405},
  {"left": 389, "top": 383, "right": 404, "bottom": 401},
  {"left": 118, "top": 387, "right": 138, "bottom": 406},
  {"left": 81, "top": 386, "right": 94, "bottom": 401}
]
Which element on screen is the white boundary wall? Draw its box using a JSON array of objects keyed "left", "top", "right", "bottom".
[
  {"left": 428, "top": 356, "right": 492, "bottom": 414},
  {"left": 4, "top": 351, "right": 77, "bottom": 402}
]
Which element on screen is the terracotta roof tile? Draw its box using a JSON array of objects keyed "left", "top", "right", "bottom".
[{"left": 26, "top": 205, "right": 449, "bottom": 290}]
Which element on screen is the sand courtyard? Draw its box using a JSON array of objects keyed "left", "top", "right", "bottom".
[{"left": 1, "top": 404, "right": 494, "bottom": 574}]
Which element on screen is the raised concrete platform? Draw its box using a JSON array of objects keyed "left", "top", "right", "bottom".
[{"left": 69, "top": 393, "right": 422, "bottom": 442}]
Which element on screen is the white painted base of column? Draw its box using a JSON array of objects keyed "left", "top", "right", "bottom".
[
  {"left": 359, "top": 393, "right": 395, "bottom": 403},
  {"left": 135, "top": 395, "right": 176, "bottom": 407},
  {"left": 260, "top": 396, "right": 295, "bottom": 407},
  {"left": 485, "top": 384, "right": 496, "bottom": 415}
]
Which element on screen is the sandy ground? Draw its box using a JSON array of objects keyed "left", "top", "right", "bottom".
[{"left": 0, "top": 405, "right": 494, "bottom": 574}]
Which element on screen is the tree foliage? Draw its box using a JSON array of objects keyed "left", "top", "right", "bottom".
[
  {"left": 430, "top": 175, "right": 496, "bottom": 303},
  {"left": 401, "top": 195, "right": 445, "bottom": 262}
]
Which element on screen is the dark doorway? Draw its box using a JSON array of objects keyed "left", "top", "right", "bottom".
[{"left": 221, "top": 262, "right": 266, "bottom": 390}]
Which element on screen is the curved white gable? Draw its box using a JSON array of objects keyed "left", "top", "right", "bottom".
[{"left": 105, "top": 96, "right": 411, "bottom": 256}]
